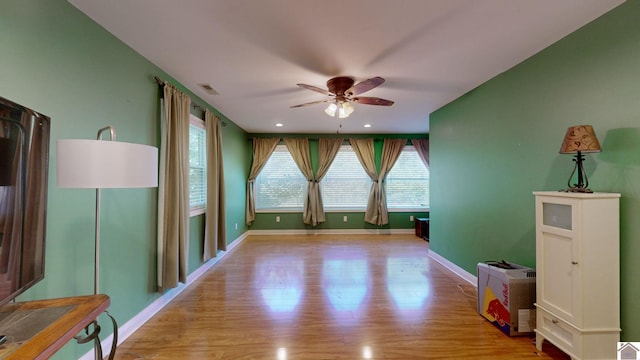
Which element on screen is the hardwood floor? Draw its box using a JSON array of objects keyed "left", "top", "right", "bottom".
[{"left": 113, "top": 234, "right": 569, "bottom": 360}]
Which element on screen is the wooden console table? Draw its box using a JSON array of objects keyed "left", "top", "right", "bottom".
[{"left": 0, "top": 294, "right": 110, "bottom": 360}]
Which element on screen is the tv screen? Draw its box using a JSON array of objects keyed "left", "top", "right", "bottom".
[{"left": 0, "top": 96, "right": 50, "bottom": 307}]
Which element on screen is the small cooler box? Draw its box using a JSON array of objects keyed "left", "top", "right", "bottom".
[{"left": 477, "top": 261, "right": 536, "bottom": 336}]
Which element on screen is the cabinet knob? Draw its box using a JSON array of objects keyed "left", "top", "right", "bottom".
[
  {"left": 571, "top": 261, "right": 578, "bottom": 265},
  {"left": 552, "top": 319, "right": 559, "bottom": 324}
]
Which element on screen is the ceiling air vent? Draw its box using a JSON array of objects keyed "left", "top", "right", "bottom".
[{"left": 199, "top": 83, "right": 219, "bottom": 95}]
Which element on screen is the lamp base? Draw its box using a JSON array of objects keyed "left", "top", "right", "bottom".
[
  {"left": 562, "top": 151, "right": 594, "bottom": 193},
  {"left": 559, "top": 186, "right": 593, "bottom": 193}
]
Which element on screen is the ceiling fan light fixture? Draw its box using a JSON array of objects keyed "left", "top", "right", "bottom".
[
  {"left": 296, "top": 76, "right": 391, "bottom": 118},
  {"left": 328, "top": 101, "right": 355, "bottom": 119},
  {"left": 342, "top": 102, "right": 354, "bottom": 116},
  {"left": 325, "top": 103, "right": 338, "bottom": 117}
]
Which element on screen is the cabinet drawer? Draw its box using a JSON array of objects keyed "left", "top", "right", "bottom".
[{"left": 537, "top": 309, "right": 580, "bottom": 356}]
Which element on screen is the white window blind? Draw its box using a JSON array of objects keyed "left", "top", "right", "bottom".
[
  {"left": 321, "top": 145, "right": 371, "bottom": 210},
  {"left": 255, "top": 145, "right": 306, "bottom": 210},
  {"left": 385, "top": 146, "right": 429, "bottom": 209},
  {"left": 189, "top": 116, "right": 206, "bottom": 215}
]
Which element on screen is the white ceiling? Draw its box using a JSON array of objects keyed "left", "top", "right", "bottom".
[{"left": 69, "top": 0, "right": 623, "bottom": 134}]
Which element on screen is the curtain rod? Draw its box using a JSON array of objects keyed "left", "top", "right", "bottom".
[
  {"left": 247, "top": 138, "right": 324, "bottom": 141},
  {"left": 246, "top": 138, "right": 418, "bottom": 142},
  {"left": 153, "top": 76, "right": 164, "bottom": 86},
  {"left": 154, "top": 75, "right": 226, "bottom": 126}
]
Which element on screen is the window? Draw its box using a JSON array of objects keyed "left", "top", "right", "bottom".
[
  {"left": 321, "top": 145, "right": 371, "bottom": 210},
  {"left": 385, "top": 146, "right": 429, "bottom": 209},
  {"left": 189, "top": 115, "right": 206, "bottom": 215},
  {"left": 254, "top": 142, "right": 429, "bottom": 212},
  {"left": 255, "top": 145, "right": 306, "bottom": 210}
]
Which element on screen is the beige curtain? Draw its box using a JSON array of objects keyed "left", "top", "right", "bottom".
[
  {"left": 349, "top": 138, "right": 378, "bottom": 224},
  {"left": 157, "top": 83, "right": 191, "bottom": 292},
  {"left": 350, "top": 138, "right": 406, "bottom": 226},
  {"left": 376, "top": 138, "right": 406, "bottom": 224},
  {"left": 283, "top": 138, "right": 315, "bottom": 225},
  {"left": 311, "top": 138, "right": 342, "bottom": 225},
  {"left": 284, "top": 138, "right": 342, "bottom": 226},
  {"left": 411, "top": 138, "right": 429, "bottom": 169},
  {"left": 203, "top": 110, "right": 226, "bottom": 262},
  {"left": 245, "top": 138, "right": 279, "bottom": 225}
]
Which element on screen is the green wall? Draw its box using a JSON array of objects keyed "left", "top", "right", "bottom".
[
  {"left": 220, "top": 120, "right": 253, "bottom": 241},
  {"left": 251, "top": 211, "right": 429, "bottom": 230},
  {"left": 430, "top": 1, "right": 639, "bottom": 340},
  {"left": 0, "top": 1, "right": 250, "bottom": 358}
]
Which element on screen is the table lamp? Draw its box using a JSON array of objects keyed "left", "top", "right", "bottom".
[{"left": 559, "top": 125, "right": 601, "bottom": 193}]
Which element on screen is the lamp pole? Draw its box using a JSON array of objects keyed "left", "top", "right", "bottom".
[{"left": 94, "top": 126, "right": 116, "bottom": 295}]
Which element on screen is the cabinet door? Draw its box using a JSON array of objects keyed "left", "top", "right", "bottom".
[
  {"left": 538, "top": 230, "right": 580, "bottom": 323},
  {"left": 536, "top": 199, "right": 582, "bottom": 325}
]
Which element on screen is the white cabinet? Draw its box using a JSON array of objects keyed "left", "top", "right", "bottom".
[{"left": 533, "top": 191, "right": 620, "bottom": 360}]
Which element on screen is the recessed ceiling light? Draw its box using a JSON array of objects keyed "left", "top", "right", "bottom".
[
  {"left": 364, "top": 124, "right": 372, "bottom": 128},
  {"left": 275, "top": 123, "right": 283, "bottom": 127}
]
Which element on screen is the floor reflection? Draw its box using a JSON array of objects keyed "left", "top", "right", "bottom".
[
  {"left": 255, "top": 256, "right": 304, "bottom": 313},
  {"left": 322, "top": 251, "right": 369, "bottom": 312},
  {"left": 115, "top": 235, "right": 565, "bottom": 360},
  {"left": 386, "top": 257, "right": 430, "bottom": 310},
  {"left": 362, "top": 345, "right": 373, "bottom": 359}
]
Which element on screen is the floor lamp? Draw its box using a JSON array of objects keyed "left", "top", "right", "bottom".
[{"left": 57, "top": 126, "right": 158, "bottom": 295}]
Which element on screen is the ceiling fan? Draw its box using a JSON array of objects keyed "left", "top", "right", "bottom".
[{"left": 291, "top": 76, "right": 394, "bottom": 118}]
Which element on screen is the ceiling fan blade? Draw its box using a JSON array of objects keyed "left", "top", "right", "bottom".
[
  {"left": 296, "top": 83, "right": 333, "bottom": 95},
  {"left": 290, "top": 99, "right": 330, "bottom": 108},
  {"left": 346, "top": 76, "right": 385, "bottom": 96},
  {"left": 352, "top": 97, "right": 394, "bottom": 106}
]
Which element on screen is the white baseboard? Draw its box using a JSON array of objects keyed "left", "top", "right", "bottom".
[
  {"left": 80, "top": 231, "right": 248, "bottom": 360},
  {"left": 248, "top": 228, "right": 414, "bottom": 236},
  {"left": 428, "top": 249, "right": 477, "bottom": 287}
]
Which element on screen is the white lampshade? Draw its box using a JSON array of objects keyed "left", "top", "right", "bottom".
[
  {"left": 343, "top": 102, "right": 354, "bottom": 116},
  {"left": 324, "top": 103, "right": 338, "bottom": 117},
  {"left": 57, "top": 139, "right": 158, "bottom": 188},
  {"left": 325, "top": 102, "right": 355, "bottom": 118}
]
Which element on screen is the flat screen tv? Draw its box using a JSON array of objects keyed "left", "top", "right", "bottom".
[{"left": 0, "top": 96, "right": 50, "bottom": 307}]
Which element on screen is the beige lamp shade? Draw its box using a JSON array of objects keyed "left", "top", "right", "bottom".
[
  {"left": 559, "top": 125, "right": 602, "bottom": 154},
  {"left": 57, "top": 139, "right": 158, "bottom": 188}
]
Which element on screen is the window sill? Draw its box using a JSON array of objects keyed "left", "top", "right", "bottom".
[
  {"left": 190, "top": 206, "right": 205, "bottom": 217},
  {"left": 388, "top": 207, "right": 430, "bottom": 212},
  {"left": 256, "top": 208, "right": 303, "bottom": 213},
  {"left": 256, "top": 207, "right": 429, "bottom": 213}
]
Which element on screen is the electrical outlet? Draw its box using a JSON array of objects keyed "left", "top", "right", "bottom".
[
  {"left": 343, "top": 215, "right": 348, "bottom": 222},
  {"left": 276, "top": 216, "right": 280, "bottom": 223},
  {"left": 410, "top": 216, "right": 414, "bottom": 221},
  {"left": 235, "top": 223, "right": 238, "bottom": 230}
]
